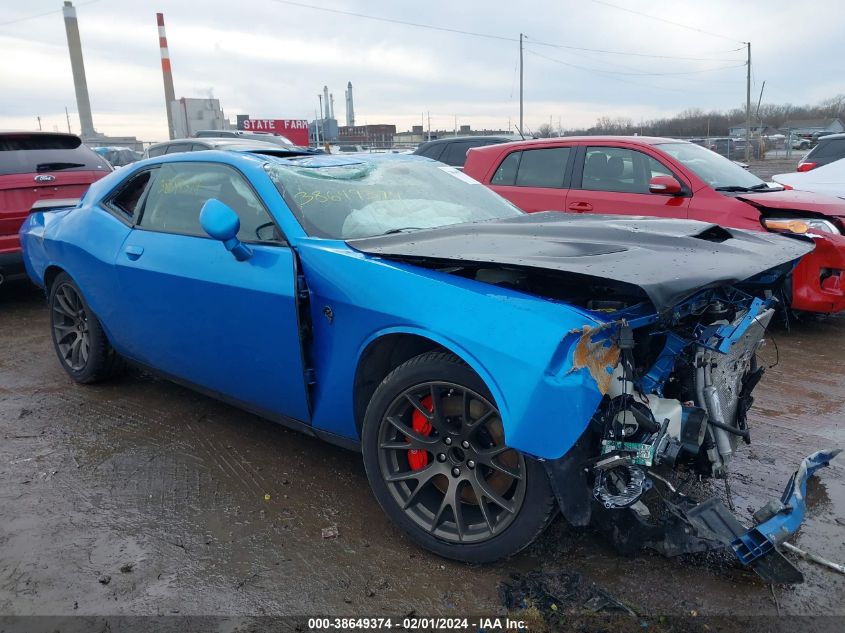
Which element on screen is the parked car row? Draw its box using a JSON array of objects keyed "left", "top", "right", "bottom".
[
  {"left": 17, "top": 148, "right": 836, "bottom": 583},
  {"left": 774, "top": 156, "right": 845, "bottom": 198},
  {"left": 796, "top": 132, "right": 845, "bottom": 171}
]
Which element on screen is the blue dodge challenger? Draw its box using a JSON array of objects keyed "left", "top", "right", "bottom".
[{"left": 20, "top": 150, "right": 837, "bottom": 581}]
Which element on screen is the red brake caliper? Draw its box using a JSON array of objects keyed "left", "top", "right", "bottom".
[{"left": 407, "top": 395, "right": 433, "bottom": 471}]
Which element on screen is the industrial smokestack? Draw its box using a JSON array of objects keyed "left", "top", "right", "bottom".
[
  {"left": 346, "top": 81, "right": 355, "bottom": 127},
  {"left": 322, "top": 85, "right": 329, "bottom": 120},
  {"left": 157, "top": 13, "right": 177, "bottom": 140},
  {"left": 329, "top": 94, "right": 335, "bottom": 120},
  {"left": 62, "top": 1, "right": 95, "bottom": 139}
]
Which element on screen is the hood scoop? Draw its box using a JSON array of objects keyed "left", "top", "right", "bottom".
[{"left": 693, "top": 225, "right": 732, "bottom": 243}]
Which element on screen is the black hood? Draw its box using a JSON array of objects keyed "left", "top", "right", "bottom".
[{"left": 348, "top": 212, "right": 813, "bottom": 311}]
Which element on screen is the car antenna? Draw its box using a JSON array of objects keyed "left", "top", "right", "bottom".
[{"left": 514, "top": 124, "right": 525, "bottom": 140}]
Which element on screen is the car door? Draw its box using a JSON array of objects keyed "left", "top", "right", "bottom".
[
  {"left": 113, "top": 161, "right": 311, "bottom": 423},
  {"left": 566, "top": 145, "right": 690, "bottom": 218},
  {"left": 487, "top": 146, "right": 573, "bottom": 212}
]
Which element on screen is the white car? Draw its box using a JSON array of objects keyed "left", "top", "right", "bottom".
[{"left": 772, "top": 157, "right": 845, "bottom": 198}]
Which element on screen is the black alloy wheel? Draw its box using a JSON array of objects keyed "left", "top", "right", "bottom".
[
  {"left": 48, "top": 272, "right": 122, "bottom": 383},
  {"left": 51, "top": 281, "right": 91, "bottom": 372},
  {"left": 362, "top": 352, "right": 557, "bottom": 563},
  {"left": 377, "top": 381, "right": 527, "bottom": 543}
]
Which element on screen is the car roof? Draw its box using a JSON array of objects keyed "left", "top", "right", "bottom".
[
  {"left": 817, "top": 133, "right": 845, "bottom": 141},
  {"left": 466, "top": 135, "right": 688, "bottom": 156},
  {"left": 148, "top": 137, "right": 283, "bottom": 150},
  {"left": 260, "top": 152, "right": 427, "bottom": 169},
  {"left": 0, "top": 131, "right": 81, "bottom": 139},
  {"left": 419, "top": 135, "right": 522, "bottom": 145}
]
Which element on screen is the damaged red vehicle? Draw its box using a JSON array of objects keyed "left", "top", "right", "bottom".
[{"left": 464, "top": 137, "right": 845, "bottom": 314}]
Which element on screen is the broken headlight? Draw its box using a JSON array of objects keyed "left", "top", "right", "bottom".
[{"left": 762, "top": 217, "right": 841, "bottom": 235}]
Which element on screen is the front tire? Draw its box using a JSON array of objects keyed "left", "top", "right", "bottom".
[
  {"left": 361, "top": 352, "right": 557, "bottom": 563},
  {"left": 49, "top": 272, "right": 121, "bottom": 383}
]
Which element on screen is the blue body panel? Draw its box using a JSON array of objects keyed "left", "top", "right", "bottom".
[
  {"left": 731, "top": 449, "right": 840, "bottom": 565},
  {"left": 112, "top": 231, "right": 310, "bottom": 421},
  {"left": 295, "top": 238, "right": 608, "bottom": 457},
  {"left": 18, "top": 150, "right": 646, "bottom": 459}
]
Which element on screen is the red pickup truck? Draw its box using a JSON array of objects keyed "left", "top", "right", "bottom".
[
  {"left": 1, "top": 132, "right": 110, "bottom": 285},
  {"left": 464, "top": 136, "right": 845, "bottom": 314}
]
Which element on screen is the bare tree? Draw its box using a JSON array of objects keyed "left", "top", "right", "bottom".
[{"left": 562, "top": 95, "right": 845, "bottom": 137}]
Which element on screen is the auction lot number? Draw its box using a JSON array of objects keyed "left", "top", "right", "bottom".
[{"left": 309, "top": 616, "right": 526, "bottom": 631}]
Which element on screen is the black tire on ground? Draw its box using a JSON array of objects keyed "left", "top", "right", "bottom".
[
  {"left": 48, "top": 272, "right": 122, "bottom": 384},
  {"left": 361, "top": 351, "right": 557, "bottom": 563}
]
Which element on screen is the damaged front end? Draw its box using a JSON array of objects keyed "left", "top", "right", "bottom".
[
  {"left": 350, "top": 212, "right": 836, "bottom": 580},
  {"left": 546, "top": 288, "right": 839, "bottom": 584}
]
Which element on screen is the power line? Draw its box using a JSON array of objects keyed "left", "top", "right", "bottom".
[
  {"left": 524, "top": 47, "right": 745, "bottom": 77},
  {"left": 267, "top": 0, "right": 744, "bottom": 62},
  {"left": 528, "top": 40, "right": 743, "bottom": 83},
  {"left": 0, "top": 0, "right": 104, "bottom": 27},
  {"left": 589, "top": 0, "right": 746, "bottom": 44},
  {"left": 522, "top": 49, "right": 740, "bottom": 95},
  {"left": 528, "top": 40, "right": 744, "bottom": 62}
]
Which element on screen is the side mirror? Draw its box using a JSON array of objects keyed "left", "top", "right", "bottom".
[
  {"left": 199, "top": 199, "right": 252, "bottom": 261},
  {"left": 648, "top": 175, "right": 683, "bottom": 196}
]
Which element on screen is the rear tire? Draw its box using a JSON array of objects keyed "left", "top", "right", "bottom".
[
  {"left": 49, "top": 272, "right": 122, "bottom": 383},
  {"left": 361, "top": 351, "right": 557, "bottom": 563}
]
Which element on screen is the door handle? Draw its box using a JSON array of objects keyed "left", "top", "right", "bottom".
[
  {"left": 125, "top": 245, "right": 144, "bottom": 260},
  {"left": 567, "top": 201, "right": 593, "bottom": 213}
]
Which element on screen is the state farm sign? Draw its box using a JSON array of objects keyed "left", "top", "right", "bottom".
[{"left": 240, "top": 119, "right": 309, "bottom": 146}]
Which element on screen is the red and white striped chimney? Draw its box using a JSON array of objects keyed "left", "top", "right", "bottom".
[{"left": 157, "top": 13, "right": 177, "bottom": 139}]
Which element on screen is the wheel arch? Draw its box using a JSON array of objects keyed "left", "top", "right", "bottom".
[
  {"left": 43, "top": 265, "right": 120, "bottom": 350},
  {"left": 352, "top": 329, "right": 508, "bottom": 437},
  {"left": 43, "top": 265, "right": 66, "bottom": 293}
]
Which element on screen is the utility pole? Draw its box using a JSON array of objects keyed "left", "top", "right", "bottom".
[
  {"left": 37, "top": 116, "right": 42, "bottom": 131},
  {"left": 745, "top": 42, "right": 751, "bottom": 162},
  {"left": 427, "top": 111, "right": 431, "bottom": 141},
  {"left": 519, "top": 33, "right": 524, "bottom": 136}
]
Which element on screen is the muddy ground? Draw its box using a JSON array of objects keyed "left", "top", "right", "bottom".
[{"left": 1, "top": 275, "right": 843, "bottom": 629}]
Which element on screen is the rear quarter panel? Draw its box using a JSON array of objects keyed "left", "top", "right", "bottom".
[{"left": 20, "top": 202, "right": 132, "bottom": 342}]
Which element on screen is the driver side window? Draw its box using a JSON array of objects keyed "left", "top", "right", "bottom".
[{"left": 138, "top": 162, "right": 283, "bottom": 243}]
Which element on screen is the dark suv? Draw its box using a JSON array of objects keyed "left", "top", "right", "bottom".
[
  {"left": 1, "top": 132, "right": 111, "bottom": 285},
  {"left": 798, "top": 133, "right": 845, "bottom": 171},
  {"left": 413, "top": 135, "right": 522, "bottom": 168}
]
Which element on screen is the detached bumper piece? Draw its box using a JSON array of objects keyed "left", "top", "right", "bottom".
[{"left": 686, "top": 449, "right": 840, "bottom": 584}]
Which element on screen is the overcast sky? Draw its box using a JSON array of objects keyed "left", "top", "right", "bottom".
[{"left": 1, "top": 0, "right": 843, "bottom": 142}]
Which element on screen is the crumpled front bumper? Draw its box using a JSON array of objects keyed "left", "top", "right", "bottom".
[
  {"left": 549, "top": 447, "right": 840, "bottom": 584},
  {"left": 791, "top": 233, "right": 845, "bottom": 313},
  {"left": 686, "top": 449, "right": 840, "bottom": 583}
]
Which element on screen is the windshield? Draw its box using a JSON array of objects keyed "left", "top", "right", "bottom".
[
  {"left": 265, "top": 158, "right": 523, "bottom": 239},
  {"left": 655, "top": 142, "right": 767, "bottom": 191}
]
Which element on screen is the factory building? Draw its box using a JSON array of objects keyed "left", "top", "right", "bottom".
[
  {"left": 337, "top": 124, "right": 396, "bottom": 149},
  {"left": 169, "top": 98, "right": 233, "bottom": 138}
]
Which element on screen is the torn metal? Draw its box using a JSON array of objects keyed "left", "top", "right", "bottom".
[{"left": 565, "top": 325, "right": 620, "bottom": 395}]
